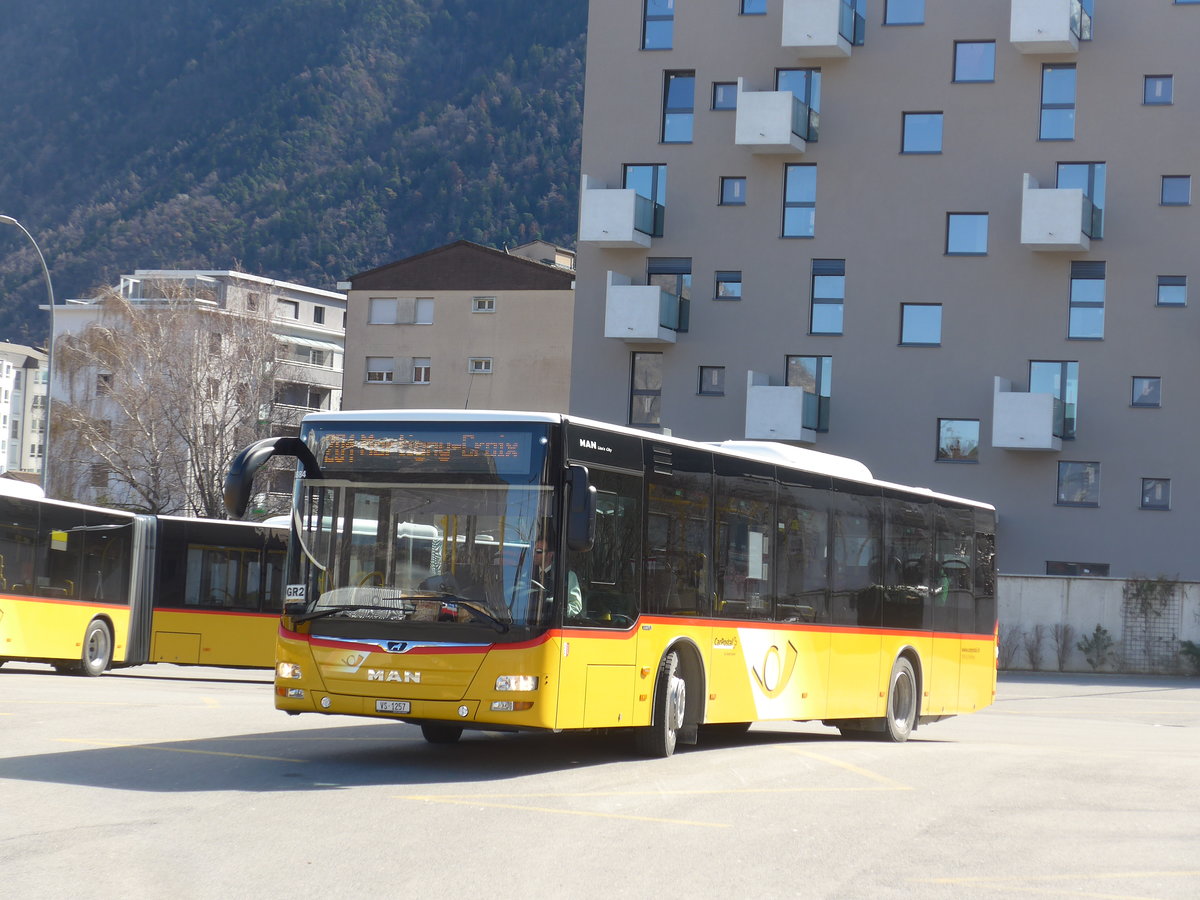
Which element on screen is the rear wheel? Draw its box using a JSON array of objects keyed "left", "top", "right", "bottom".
[
  {"left": 883, "top": 657, "right": 917, "bottom": 742},
  {"left": 420, "top": 723, "right": 463, "bottom": 745},
  {"left": 69, "top": 620, "right": 113, "bottom": 677},
  {"left": 635, "top": 651, "right": 686, "bottom": 758}
]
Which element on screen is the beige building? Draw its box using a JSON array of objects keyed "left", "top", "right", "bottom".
[
  {"left": 570, "top": 1, "right": 1200, "bottom": 578},
  {"left": 342, "top": 240, "right": 575, "bottom": 412}
]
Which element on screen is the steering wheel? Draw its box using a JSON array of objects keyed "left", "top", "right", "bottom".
[{"left": 358, "top": 571, "right": 384, "bottom": 587}]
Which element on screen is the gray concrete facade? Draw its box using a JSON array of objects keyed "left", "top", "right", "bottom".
[{"left": 570, "top": 1, "right": 1200, "bottom": 578}]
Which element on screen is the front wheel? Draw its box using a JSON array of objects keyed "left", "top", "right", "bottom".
[
  {"left": 421, "top": 723, "right": 463, "bottom": 745},
  {"left": 73, "top": 620, "right": 113, "bottom": 677},
  {"left": 635, "top": 651, "right": 686, "bottom": 758},
  {"left": 883, "top": 657, "right": 917, "bottom": 742}
]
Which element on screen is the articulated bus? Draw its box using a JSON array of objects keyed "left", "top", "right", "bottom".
[
  {"left": 226, "top": 410, "right": 997, "bottom": 756},
  {"left": 0, "top": 484, "right": 287, "bottom": 675}
]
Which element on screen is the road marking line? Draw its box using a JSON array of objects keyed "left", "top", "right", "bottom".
[
  {"left": 786, "top": 749, "right": 915, "bottom": 790},
  {"left": 402, "top": 795, "right": 729, "bottom": 829},
  {"left": 914, "top": 870, "right": 1200, "bottom": 898},
  {"left": 55, "top": 738, "right": 304, "bottom": 763}
]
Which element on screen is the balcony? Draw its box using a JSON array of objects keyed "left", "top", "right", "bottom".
[
  {"left": 734, "top": 79, "right": 817, "bottom": 154},
  {"left": 782, "top": 0, "right": 864, "bottom": 58},
  {"left": 604, "top": 272, "right": 687, "bottom": 344},
  {"left": 992, "top": 377, "right": 1063, "bottom": 451},
  {"left": 1020, "top": 174, "right": 1093, "bottom": 252},
  {"left": 1010, "top": 0, "right": 1091, "bottom": 54},
  {"left": 578, "top": 175, "right": 660, "bottom": 249},
  {"left": 745, "top": 371, "right": 817, "bottom": 443}
]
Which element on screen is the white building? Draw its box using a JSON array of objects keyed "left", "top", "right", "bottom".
[{"left": 0, "top": 342, "right": 48, "bottom": 477}]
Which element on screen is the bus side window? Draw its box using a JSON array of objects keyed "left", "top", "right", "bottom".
[{"left": 568, "top": 468, "right": 642, "bottom": 628}]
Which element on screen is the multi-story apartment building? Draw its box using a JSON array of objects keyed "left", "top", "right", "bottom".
[
  {"left": 342, "top": 240, "right": 575, "bottom": 412},
  {"left": 51, "top": 269, "right": 345, "bottom": 509},
  {"left": 0, "top": 341, "right": 48, "bottom": 477},
  {"left": 571, "top": 1, "right": 1200, "bottom": 578}
]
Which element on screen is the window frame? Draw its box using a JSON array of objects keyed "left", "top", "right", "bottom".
[
  {"left": 936, "top": 418, "right": 980, "bottom": 463},
  {"left": 698, "top": 366, "right": 726, "bottom": 396},
  {"left": 662, "top": 70, "right": 696, "bottom": 144},
  {"left": 719, "top": 176, "right": 747, "bottom": 206},
  {"left": 1131, "top": 376, "right": 1162, "bottom": 408},
  {"left": 809, "top": 259, "right": 845, "bottom": 336},
  {"left": 1068, "top": 261, "right": 1106, "bottom": 341},
  {"left": 953, "top": 41, "right": 995, "bottom": 83},
  {"left": 412, "top": 357, "right": 432, "bottom": 385},
  {"left": 1161, "top": 175, "right": 1192, "bottom": 206},
  {"left": 1057, "top": 460, "right": 1100, "bottom": 508},
  {"left": 1156, "top": 275, "right": 1187, "bottom": 307},
  {"left": 630, "top": 351, "right": 664, "bottom": 427},
  {"left": 782, "top": 164, "right": 817, "bottom": 238},
  {"left": 712, "top": 82, "right": 738, "bottom": 110},
  {"left": 945, "top": 212, "right": 989, "bottom": 256},
  {"left": 1040, "top": 63, "right": 1077, "bottom": 141},
  {"left": 1144, "top": 75, "right": 1174, "bottom": 106},
  {"left": 472, "top": 296, "right": 497, "bottom": 314},
  {"left": 714, "top": 270, "right": 743, "bottom": 301},
  {"left": 365, "top": 356, "right": 395, "bottom": 383},
  {"left": 899, "top": 303, "right": 943, "bottom": 346},
  {"left": 642, "top": 0, "right": 674, "bottom": 50},
  {"left": 1140, "top": 478, "right": 1171, "bottom": 511},
  {"left": 467, "top": 357, "right": 493, "bottom": 374},
  {"left": 901, "top": 111, "right": 944, "bottom": 154},
  {"left": 883, "top": 0, "right": 924, "bottom": 25}
]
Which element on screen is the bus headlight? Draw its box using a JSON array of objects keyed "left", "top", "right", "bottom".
[
  {"left": 491, "top": 701, "right": 535, "bottom": 712},
  {"left": 495, "top": 675, "right": 539, "bottom": 691},
  {"left": 277, "top": 662, "right": 303, "bottom": 680}
]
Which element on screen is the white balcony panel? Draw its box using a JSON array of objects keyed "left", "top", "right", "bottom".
[
  {"left": 1020, "top": 174, "right": 1090, "bottom": 252},
  {"left": 735, "top": 83, "right": 807, "bottom": 154},
  {"left": 782, "top": 0, "right": 851, "bottom": 58},
  {"left": 745, "top": 372, "right": 815, "bottom": 443},
  {"left": 578, "top": 176, "right": 652, "bottom": 249},
  {"left": 604, "top": 272, "right": 677, "bottom": 344},
  {"left": 1010, "top": 0, "right": 1081, "bottom": 54},
  {"left": 992, "top": 377, "right": 1062, "bottom": 451}
]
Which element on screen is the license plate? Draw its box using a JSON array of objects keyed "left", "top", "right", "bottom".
[{"left": 375, "top": 700, "right": 411, "bottom": 714}]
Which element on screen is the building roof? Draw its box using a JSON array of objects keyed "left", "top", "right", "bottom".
[{"left": 347, "top": 240, "right": 575, "bottom": 292}]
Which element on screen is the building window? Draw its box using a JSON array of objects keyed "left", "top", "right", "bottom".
[
  {"left": 415, "top": 298, "right": 434, "bottom": 324},
  {"left": 413, "top": 358, "right": 431, "bottom": 384},
  {"left": 1144, "top": 75, "right": 1174, "bottom": 105},
  {"left": 1040, "top": 64, "right": 1077, "bottom": 140},
  {"left": 1141, "top": 478, "right": 1171, "bottom": 511},
  {"left": 946, "top": 213, "right": 988, "bottom": 255},
  {"left": 1068, "top": 261, "right": 1105, "bottom": 340},
  {"left": 720, "top": 177, "right": 746, "bottom": 205},
  {"left": 883, "top": 0, "right": 923, "bottom": 25},
  {"left": 365, "top": 357, "right": 394, "bottom": 383},
  {"left": 776, "top": 68, "right": 820, "bottom": 141},
  {"left": 937, "top": 419, "right": 980, "bottom": 463},
  {"left": 246, "top": 292, "right": 261, "bottom": 311},
  {"left": 1162, "top": 175, "right": 1192, "bottom": 206},
  {"left": 786, "top": 355, "right": 831, "bottom": 432},
  {"left": 472, "top": 296, "right": 496, "bottom": 313},
  {"left": 715, "top": 270, "right": 743, "bottom": 300},
  {"left": 631, "top": 352, "right": 663, "bottom": 426},
  {"left": 624, "top": 164, "right": 667, "bottom": 238},
  {"left": 647, "top": 258, "right": 691, "bottom": 332},
  {"left": 313, "top": 306, "right": 325, "bottom": 325},
  {"left": 90, "top": 464, "right": 110, "bottom": 490},
  {"left": 901, "top": 112, "right": 943, "bottom": 153},
  {"left": 1157, "top": 275, "right": 1187, "bottom": 307},
  {"left": 741, "top": 0, "right": 766, "bottom": 13},
  {"left": 276, "top": 299, "right": 300, "bottom": 319},
  {"left": 810, "top": 259, "right": 845, "bottom": 335},
  {"left": 662, "top": 71, "right": 696, "bottom": 143},
  {"left": 953, "top": 41, "right": 995, "bottom": 83},
  {"left": 468, "top": 357, "right": 493, "bottom": 374},
  {"left": 1057, "top": 461, "right": 1100, "bottom": 507},
  {"left": 1131, "top": 376, "right": 1162, "bottom": 408},
  {"left": 712, "top": 82, "right": 737, "bottom": 110},
  {"left": 96, "top": 373, "right": 113, "bottom": 396},
  {"left": 1030, "top": 360, "right": 1079, "bottom": 440},
  {"left": 698, "top": 366, "right": 726, "bottom": 396},
  {"left": 1057, "top": 162, "right": 1105, "bottom": 239},
  {"left": 1046, "top": 560, "right": 1109, "bottom": 577},
  {"left": 782, "top": 164, "right": 817, "bottom": 238},
  {"left": 900, "top": 303, "right": 942, "bottom": 346},
  {"left": 642, "top": 0, "right": 674, "bottom": 50},
  {"left": 368, "top": 297, "right": 397, "bottom": 324}
]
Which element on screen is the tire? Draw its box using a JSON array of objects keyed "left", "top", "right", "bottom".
[
  {"left": 635, "top": 651, "right": 686, "bottom": 758},
  {"left": 78, "top": 619, "right": 114, "bottom": 677},
  {"left": 883, "top": 656, "right": 917, "bottom": 742},
  {"left": 421, "top": 723, "right": 464, "bottom": 745}
]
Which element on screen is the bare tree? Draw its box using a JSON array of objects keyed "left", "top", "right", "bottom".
[
  {"left": 52, "top": 285, "right": 279, "bottom": 517},
  {"left": 1051, "top": 623, "right": 1076, "bottom": 672},
  {"left": 1021, "top": 624, "right": 1047, "bottom": 672}
]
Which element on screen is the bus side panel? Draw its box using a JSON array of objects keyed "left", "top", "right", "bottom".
[
  {"left": 708, "top": 624, "right": 831, "bottom": 723},
  {"left": 149, "top": 609, "right": 278, "bottom": 668},
  {"left": 0, "top": 596, "right": 132, "bottom": 664},
  {"left": 924, "top": 633, "right": 960, "bottom": 716},
  {"left": 958, "top": 632, "right": 998, "bottom": 713},
  {"left": 826, "top": 629, "right": 883, "bottom": 719},
  {"left": 554, "top": 627, "right": 639, "bottom": 729}
]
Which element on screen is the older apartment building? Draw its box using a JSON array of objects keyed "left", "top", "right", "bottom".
[
  {"left": 570, "top": 1, "right": 1200, "bottom": 577},
  {"left": 0, "top": 342, "right": 48, "bottom": 477},
  {"left": 342, "top": 240, "right": 575, "bottom": 412}
]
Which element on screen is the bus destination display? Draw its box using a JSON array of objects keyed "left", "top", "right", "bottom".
[{"left": 312, "top": 429, "right": 537, "bottom": 476}]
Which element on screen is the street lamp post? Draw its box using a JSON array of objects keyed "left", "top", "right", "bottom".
[{"left": 0, "top": 215, "right": 56, "bottom": 492}]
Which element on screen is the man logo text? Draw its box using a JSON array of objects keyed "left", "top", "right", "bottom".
[{"left": 367, "top": 669, "right": 421, "bottom": 683}]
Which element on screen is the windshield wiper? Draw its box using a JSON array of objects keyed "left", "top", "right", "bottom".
[
  {"left": 289, "top": 602, "right": 414, "bottom": 624},
  {"left": 426, "top": 594, "right": 510, "bottom": 634}
]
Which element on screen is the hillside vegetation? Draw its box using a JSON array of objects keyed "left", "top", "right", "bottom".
[{"left": 0, "top": 0, "right": 586, "bottom": 342}]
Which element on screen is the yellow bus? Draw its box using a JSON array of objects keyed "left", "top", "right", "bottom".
[
  {"left": 226, "top": 411, "right": 997, "bottom": 756},
  {"left": 0, "top": 485, "right": 286, "bottom": 675}
]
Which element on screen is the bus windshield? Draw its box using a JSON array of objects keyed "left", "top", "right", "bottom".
[{"left": 289, "top": 479, "right": 555, "bottom": 632}]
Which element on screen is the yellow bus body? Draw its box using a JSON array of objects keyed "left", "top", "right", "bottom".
[
  {"left": 0, "top": 595, "right": 132, "bottom": 665},
  {"left": 148, "top": 609, "right": 279, "bottom": 668}
]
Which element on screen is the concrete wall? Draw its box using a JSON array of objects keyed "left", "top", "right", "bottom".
[{"left": 998, "top": 575, "right": 1200, "bottom": 674}]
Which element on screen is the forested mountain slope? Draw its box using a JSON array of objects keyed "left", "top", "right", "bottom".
[{"left": 0, "top": 0, "right": 586, "bottom": 342}]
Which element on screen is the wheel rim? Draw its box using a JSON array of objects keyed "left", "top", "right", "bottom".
[
  {"left": 86, "top": 627, "right": 109, "bottom": 669},
  {"left": 892, "top": 670, "right": 914, "bottom": 727},
  {"left": 667, "top": 673, "right": 686, "bottom": 731}
]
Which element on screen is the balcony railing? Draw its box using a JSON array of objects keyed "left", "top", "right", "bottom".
[
  {"left": 735, "top": 83, "right": 816, "bottom": 153},
  {"left": 604, "top": 272, "right": 687, "bottom": 343},
  {"left": 781, "top": 0, "right": 856, "bottom": 58},
  {"left": 1070, "top": 0, "right": 1093, "bottom": 41},
  {"left": 1020, "top": 174, "right": 1091, "bottom": 251},
  {"left": 1010, "top": 0, "right": 1091, "bottom": 54},
  {"left": 634, "top": 194, "right": 665, "bottom": 239},
  {"left": 791, "top": 95, "right": 819, "bottom": 143},
  {"left": 992, "top": 377, "right": 1064, "bottom": 451},
  {"left": 838, "top": 0, "right": 866, "bottom": 46},
  {"left": 745, "top": 371, "right": 817, "bottom": 442},
  {"left": 578, "top": 176, "right": 656, "bottom": 248}
]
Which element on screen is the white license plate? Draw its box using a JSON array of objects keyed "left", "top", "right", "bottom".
[{"left": 375, "top": 700, "right": 411, "bottom": 714}]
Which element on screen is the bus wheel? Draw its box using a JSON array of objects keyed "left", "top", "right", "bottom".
[
  {"left": 420, "top": 723, "right": 463, "bottom": 745},
  {"left": 78, "top": 620, "right": 113, "bottom": 677},
  {"left": 883, "top": 657, "right": 917, "bottom": 742},
  {"left": 636, "top": 651, "right": 686, "bottom": 758}
]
